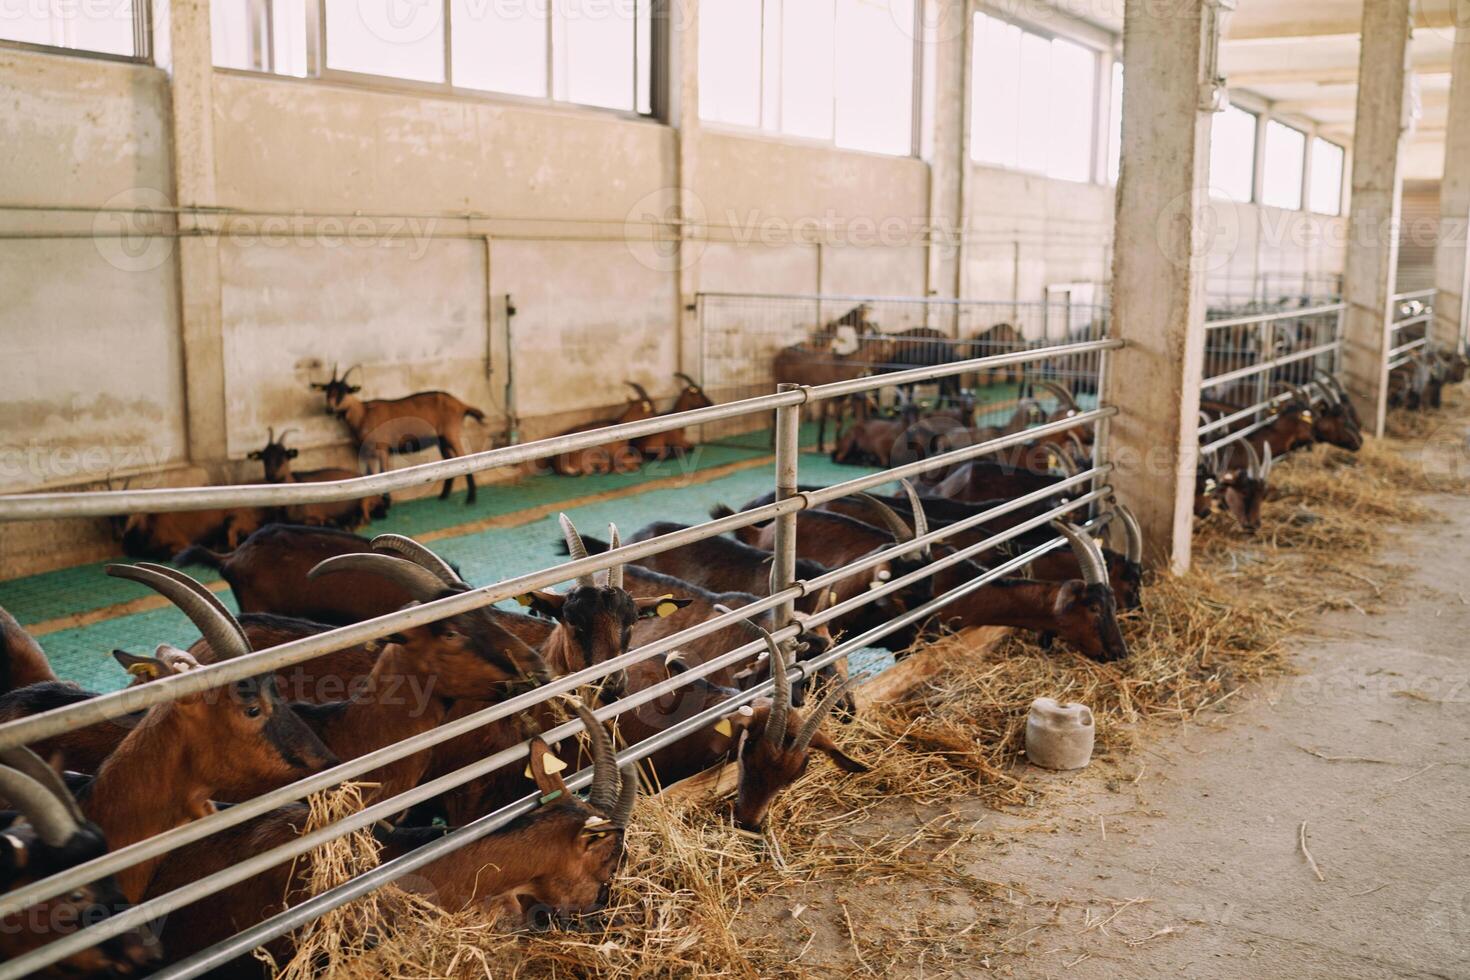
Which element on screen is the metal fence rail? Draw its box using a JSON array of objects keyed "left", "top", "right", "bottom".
[
  {"left": 0, "top": 336, "right": 1121, "bottom": 978},
  {"left": 1197, "top": 301, "right": 1346, "bottom": 456},
  {"left": 1387, "top": 288, "right": 1436, "bottom": 371}
]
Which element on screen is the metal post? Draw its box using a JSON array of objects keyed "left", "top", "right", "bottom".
[{"left": 771, "top": 382, "right": 803, "bottom": 637}]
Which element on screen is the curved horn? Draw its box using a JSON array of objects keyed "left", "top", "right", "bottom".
[
  {"left": 673, "top": 372, "right": 705, "bottom": 394},
  {"left": 565, "top": 697, "right": 619, "bottom": 813},
  {"left": 713, "top": 603, "right": 766, "bottom": 638},
  {"left": 1050, "top": 520, "right": 1107, "bottom": 587},
  {"left": 610, "top": 763, "right": 639, "bottom": 827},
  {"left": 134, "top": 562, "right": 250, "bottom": 655},
  {"left": 1240, "top": 440, "right": 1262, "bottom": 480},
  {"left": 265, "top": 426, "right": 275, "bottom": 445},
  {"left": 371, "top": 534, "right": 465, "bottom": 587},
  {"left": 330, "top": 363, "right": 340, "bottom": 382},
  {"left": 341, "top": 364, "right": 363, "bottom": 383},
  {"left": 791, "top": 674, "right": 863, "bottom": 755},
  {"left": 606, "top": 524, "right": 624, "bottom": 590},
  {"left": 105, "top": 564, "right": 252, "bottom": 661},
  {"left": 0, "top": 747, "right": 84, "bottom": 825},
  {"left": 558, "top": 514, "right": 599, "bottom": 590},
  {"left": 275, "top": 427, "right": 299, "bottom": 445},
  {"left": 758, "top": 626, "right": 791, "bottom": 749},
  {"left": 898, "top": 480, "right": 929, "bottom": 551},
  {"left": 856, "top": 493, "right": 916, "bottom": 548},
  {"left": 0, "top": 766, "right": 78, "bottom": 848},
  {"left": 1259, "top": 442, "right": 1273, "bottom": 483},
  {"left": 307, "top": 552, "right": 449, "bottom": 603},
  {"left": 1052, "top": 450, "right": 1078, "bottom": 477},
  {"left": 624, "top": 381, "right": 653, "bottom": 404},
  {"left": 1036, "top": 381, "right": 1078, "bottom": 412},
  {"left": 1066, "top": 430, "right": 1087, "bottom": 462},
  {"left": 1115, "top": 503, "right": 1144, "bottom": 566}
]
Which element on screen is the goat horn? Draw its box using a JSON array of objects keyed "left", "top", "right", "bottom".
[
  {"left": 105, "top": 564, "right": 252, "bottom": 661},
  {"left": 1037, "top": 381, "right": 1079, "bottom": 412},
  {"left": 624, "top": 381, "right": 653, "bottom": 403},
  {"left": 898, "top": 480, "right": 930, "bottom": 553},
  {"left": 673, "top": 372, "right": 705, "bottom": 394},
  {"left": 606, "top": 524, "right": 624, "bottom": 590},
  {"left": 713, "top": 603, "right": 766, "bottom": 638},
  {"left": 0, "top": 765, "right": 78, "bottom": 848},
  {"left": 0, "top": 747, "right": 85, "bottom": 825},
  {"left": 1260, "top": 442, "right": 1274, "bottom": 483},
  {"left": 276, "top": 427, "right": 299, "bottom": 445},
  {"left": 342, "top": 364, "right": 363, "bottom": 382},
  {"left": 1066, "top": 430, "right": 1087, "bottom": 460},
  {"left": 564, "top": 697, "right": 619, "bottom": 813},
  {"left": 791, "top": 674, "right": 863, "bottom": 755},
  {"left": 492, "top": 621, "right": 554, "bottom": 684},
  {"left": 1052, "top": 450, "right": 1078, "bottom": 477},
  {"left": 266, "top": 426, "right": 275, "bottom": 445},
  {"left": 1050, "top": 521, "right": 1107, "bottom": 587},
  {"left": 558, "top": 514, "right": 599, "bottom": 589},
  {"left": 758, "top": 626, "right": 791, "bottom": 750},
  {"left": 134, "top": 562, "right": 251, "bottom": 655},
  {"left": 330, "top": 363, "right": 340, "bottom": 382},
  {"left": 307, "top": 552, "right": 449, "bottom": 603},
  {"left": 1241, "top": 440, "right": 1261, "bottom": 480},
  {"left": 611, "top": 763, "right": 639, "bottom": 827},
  {"left": 1114, "top": 503, "right": 1144, "bottom": 566},
  {"left": 371, "top": 534, "right": 465, "bottom": 587},
  {"left": 856, "top": 493, "right": 916, "bottom": 550}
]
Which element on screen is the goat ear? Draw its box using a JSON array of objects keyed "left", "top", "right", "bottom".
[
  {"left": 525, "top": 738, "right": 570, "bottom": 798},
  {"left": 517, "top": 590, "right": 567, "bottom": 619},
  {"left": 712, "top": 703, "right": 756, "bottom": 742},
  {"left": 348, "top": 385, "right": 362, "bottom": 394},
  {"left": 1050, "top": 579, "right": 1086, "bottom": 615},
  {"left": 807, "top": 729, "right": 871, "bottom": 773},
  {"left": 112, "top": 648, "right": 163, "bottom": 681},
  {"left": 309, "top": 382, "right": 327, "bottom": 391},
  {"left": 247, "top": 450, "right": 264, "bottom": 460},
  {"left": 287, "top": 448, "right": 299, "bottom": 459},
  {"left": 635, "top": 595, "right": 693, "bottom": 619}
]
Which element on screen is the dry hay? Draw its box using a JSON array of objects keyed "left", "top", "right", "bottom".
[{"left": 275, "top": 426, "right": 1451, "bottom": 979}]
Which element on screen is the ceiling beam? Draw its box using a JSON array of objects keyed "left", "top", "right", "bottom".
[
  {"left": 1227, "top": 63, "right": 1454, "bottom": 87},
  {"left": 1225, "top": 8, "right": 1456, "bottom": 42}
]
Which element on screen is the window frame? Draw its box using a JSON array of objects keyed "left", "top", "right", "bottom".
[
  {"left": 966, "top": 8, "right": 1107, "bottom": 185},
  {"left": 214, "top": 0, "right": 663, "bottom": 124},
  {"left": 1260, "top": 118, "right": 1308, "bottom": 212},
  {"left": 1207, "top": 101, "right": 1260, "bottom": 205},
  {"left": 1308, "top": 136, "right": 1345, "bottom": 216},
  {"left": 696, "top": 0, "right": 925, "bottom": 159},
  {"left": 0, "top": 2, "right": 152, "bottom": 65}
]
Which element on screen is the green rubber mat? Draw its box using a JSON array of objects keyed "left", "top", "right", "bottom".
[{"left": 6, "top": 444, "right": 885, "bottom": 693}]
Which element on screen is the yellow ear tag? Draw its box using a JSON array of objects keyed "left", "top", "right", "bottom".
[
  {"left": 515, "top": 594, "right": 534, "bottom": 607},
  {"left": 126, "top": 663, "right": 158, "bottom": 679},
  {"left": 714, "top": 718, "right": 733, "bottom": 737},
  {"left": 656, "top": 601, "right": 679, "bottom": 618},
  {"left": 829, "top": 591, "right": 838, "bottom": 604},
  {"left": 525, "top": 752, "right": 568, "bottom": 779}
]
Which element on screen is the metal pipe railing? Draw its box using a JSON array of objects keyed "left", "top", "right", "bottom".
[
  {"left": 0, "top": 334, "right": 1122, "bottom": 976},
  {"left": 1203, "top": 301, "right": 1346, "bottom": 331},
  {"left": 0, "top": 340, "right": 1120, "bottom": 521}
]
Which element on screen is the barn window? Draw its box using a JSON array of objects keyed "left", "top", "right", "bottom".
[
  {"left": 0, "top": 0, "right": 148, "bottom": 59},
  {"left": 698, "top": 0, "right": 919, "bottom": 156},
  {"left": 211, "top": 0, "right": 654, "bottom": 114},
  {"left": 1262, "top": 120, "right": 1306, "bottom": 210},
  {"left": 1309, "top": 137, "right": 1344, "bottom": 216},
  {"left": 969, "top": 12, "right": 1100, "bottom": 183},
  {"left": 1208, "top": 104, "right": 1257, "bottom": 203}
]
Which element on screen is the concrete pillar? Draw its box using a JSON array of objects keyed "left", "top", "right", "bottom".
[
  {"left": 1340, "top": 0, "right": 1413, "bottom": 438},
  {"left": 153, "top": 0, "right": 230, "bottom": 465},
  {"left": 673, "top": 0, "right": 702, "bottom": 380},
  {"left": 922, "top": 0, "right": 968, "bottom": 303},
  {"left": 1101, "top": 0, "right": 1218, "bottom": 574},
  {"left": 1433, "top": 3, "right": 1470, "bottom": 353}
]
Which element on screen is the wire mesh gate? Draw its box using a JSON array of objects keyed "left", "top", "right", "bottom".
[{"left": 695, "top": 292, "right": 1110, "bottom": 447}]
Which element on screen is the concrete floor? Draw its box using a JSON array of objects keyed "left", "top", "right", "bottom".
[{"left": 981, "top": 496, "right": 1470, "bottom": 979}]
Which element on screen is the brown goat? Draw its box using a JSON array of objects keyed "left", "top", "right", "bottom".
[
  {"left": 249, "top": 426, "right": 388, "bottom": 529},
  {"left": 553, "top": 382, "right": 660, "bottom": 476},
  {"left": 773, "top": 336, "right": 896, "bottom": 453},
  {"left": 119, "top": 506, "right": 268, "bottom": 562},
  {"left": 0, "top": 748, "right": 162, "bottom": 976},
  {"left": 85, "top": 564, "right": 337, "bottom": 901},
  {"left": 632, "top": 373, "right": 715, "bottom": 460},
  {"left": 312, "top": 364, "right": 486, "bottom": 504},
  {"left": 144, "top": 705, "right": 635, "bottom": 968},
  {"left": 0, "top": 605, "right": 57, "bottom": 695}
]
